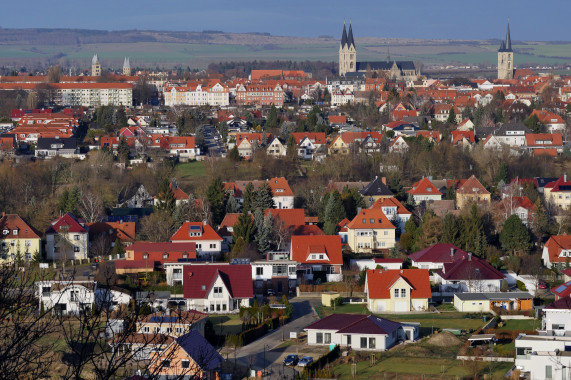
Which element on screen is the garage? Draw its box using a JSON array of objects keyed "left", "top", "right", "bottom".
[{"left": 394, "top": 301, "right": 408, "bottom": 312}]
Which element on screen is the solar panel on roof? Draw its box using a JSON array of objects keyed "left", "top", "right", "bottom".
[
  {"left": 555, "top": 285, "right": 568, "bottom": 293},
  {"left": 149, "top": 316, "right": 178, "bottom": 323},
  {"left": 189, "top": 225, "right": 201, "bottom": 230}
]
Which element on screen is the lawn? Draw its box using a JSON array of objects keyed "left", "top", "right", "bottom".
[
  {"left": 498, "top": 319, "right": 539, "bottom": 331},
  {"left": 175, "top": 161, "right": 206, "bottom": 180},
  {"left": 208, "top": 314, "right": 243, "bottom": 335},
  {"left": 332, "top": 357, "right": 513, "bottom": 379}
]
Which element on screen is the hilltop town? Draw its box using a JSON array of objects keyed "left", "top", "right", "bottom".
[{"left": 0, "top": 22, "right": 571, "bottom": 380}]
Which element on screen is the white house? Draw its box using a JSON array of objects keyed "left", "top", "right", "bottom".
[
  {"left": 349, "top": 258, "right": 403, "bottom": 272},
  {"left": 45, "top": 213, "right": 89, "bottom": 261},
  {"left": 37, "top": 280, "right": 96, "bottom": 315},
  {"left": 266, "top": 137, "right": 286, "bottom": 157},
  {"left": 433, "top": 254, "right": 506, "bottom": 293},
  {"left": 409, "top": 243, "right": 469, "bottom": 271},
  {"left": 541, "top": 297, "right": 571, "bottom": 335},
  {"left": 251, "top": 253, "right": 297, "bottom": 295},
  {"left": 369, "top": 196, "right": 411, "bottom": 232},
  {"left": 304, "top": 313, "right": 418, "bottom": 351},
  {"left": 94, "top": 287, "right": 133, "bottom": 311},
  {"left": 170, "top": 221, "right": 224, "bottom": 259}
]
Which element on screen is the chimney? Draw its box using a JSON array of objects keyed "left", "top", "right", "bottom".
[
  {"left": 203, "top": 220, "right": 207, "bottom": 226},
  {"left": 381, "top": 177, "right": 387, "bottom": 185},
  {"left": 565, "top": 173, "right": 568, "bottom": 182},
  {"left": 468, "top": 252, "right": 472, "bottom": 261},
  {"left": 450, "top": 248, "right": 454, "bottom": 258},
  {"left": 400, "top": 269, "right": 404, "bottom": 274}
]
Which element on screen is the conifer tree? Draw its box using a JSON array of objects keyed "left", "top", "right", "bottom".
[
  {"left": 225, "top": 195, "right": 241, "bottom": 214},
  {"left": 256, "top": 213, "right": 273, "bottom": 253},
  {"left": 441, "top": 213, "right": 460, "bottom": 245},
  {"left": 242, "top": 183, "right": 255, "bottom": 213},
  {"left": 156, "top": 178, "right": 176, "bottom": 214},
  {"left": 233, "top": 211, "right": 254, "bottom": 244},
  {"left": 252, "top": 183, "right": 275, "bottom": 210},
  {"left": 500, "top": 214, "right": 531, "bottom": 255},
  {"left": 206, "top": 177, "right": 227, "bottom": 226}
]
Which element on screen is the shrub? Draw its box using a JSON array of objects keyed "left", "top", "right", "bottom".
[{"left": 516, "top": 280, "right": 527, "bottom": 291}]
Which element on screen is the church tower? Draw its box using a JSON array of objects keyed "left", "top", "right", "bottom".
[
  {"left": 339, "top": 23, "right": 356, "bottom": 76},
  {"left": 497, "top": 22, "right": 514, "bottom": 80},
  {"left": 91, "top": 54, "right": 101, "bottom": 77},
  {"left": 122, "top": 57, "right": 131, "bottom": 76}
]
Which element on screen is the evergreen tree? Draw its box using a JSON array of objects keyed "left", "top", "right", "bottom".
[
  {"left": 253, "top": 208, "right": 265, "bottom": 239},
  {"left": 500, "top": 214, "right": 531, "bottom": 255},
  {"left": 156, "top": 178, "right": 176, "bottom": 213},
  {"left": 233, "top": 211, "right": 255, "bottom": 244},
  {"left": 242, "top": 183, "right": 255, "bottom": 213},
  {"left": 445, "top": 185, "right": 456, "bottom": 201},
  {"left": 256, "top": 213, "right": 273, "bottom": 253},
  {"left": 495, "top": 163, "right": 508, "bottom": 184},
  {"left": 524, "top": 114, "right": 542, "bottom": 133},
  {"left": 116, "top": 108, "right": 128, "bottom": 128},
  {"left": 112, "top": 238, "right": 125, "bottom": 258},
  {"left": 318, "top": 192, "right": 331, "bottom": 223},
  {"left": 266, "top": 105, "right": 278, "bottom": 128},
  {"left": 228, "top": 145, "right": 240, "bottom": 162},
  {"left": 286, "top": 135, "right": 297, "bottom": 158},
  {"left": 460, "top": 203, "right": 486, "bottom": 256},
  {"left": 404, "top": 217, "right": 417, "bottom": 236},
  {"left": 225, "top": 195, "right": 241, "bottom": 214},
  {"left": 323, "top": 191, "right": 346, "bottom": 228},
  {"left": 117, "top": 136, "right": 130, "bottom": 163},
  {"left": 230, "top": 236, "right": 246, "bottom": 259},
  {"left": 341, "top": 188, "right": 366, "bottom": 220},
  {"left": 206, "top": 177, "right": 227, "bottom": 226},
  {"left": 441, "top": 213, "right": 460, "bottom": 245},
  {"left": 446, "top": 108, "right": 457, "bottom": 125},
  {"left": 252, "top": 183, "right": 275, "bottom": 210}
]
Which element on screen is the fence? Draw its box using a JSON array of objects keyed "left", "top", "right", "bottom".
[{"left": 456, "top": 355, "right": 514, "bottom": 362}]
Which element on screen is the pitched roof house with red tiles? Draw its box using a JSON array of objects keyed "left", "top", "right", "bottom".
[
  {"left": 530, "top": 109, "right": 566, "bottom": 133},
  {"left": 346, "top": 208, "right": 396, "bottom": 253},
  {"left": 46, "top": 213, "right": 89, "bottom": 261},
  {"left": 499, "top": 196, "right": 536, "bottom": 226},
  {"left": 365, "top": 268, "right": 431, "bottom": 312},
  {"left": 409, "top": 243, "right": 470, "bottom": 270},
  {"left": 368, "top": 197, "right": 411, "bottom": 232},
  {"left": 407, "top": 177, "right": 442, "bottom": 203},
  {"left": 542, "top": 235, "right": 571, "bottom": 269},
  {"left": 456, "top": 175, "right": 491, "bottom": 209},
  {"left": 182, "top": 264, "right": 253, "bottom": 313},
  {"left": 224, "top": 177, "right": 294, "bottom": 209},
  {"left": 304, "top": 313, "right": 418, "bottom": 350},
  {"left": 0, "top": 213, "right": 42, "bottom": 263},
  {"left": 525, "top": 133, "right": 563, "bottom": 155},
  {"left": 433, "top": 253, "right": 506, "bottom": 293},
  {"left": 544, "top": 175, "right": 571, "bottom": 210},
  {"left": 170, "top": 222, "right": 223, "bottom": 260},
  {"left": 290, "top": 235, "right": 343, "bottom": 282}
]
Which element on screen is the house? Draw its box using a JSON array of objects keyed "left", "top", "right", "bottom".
[
  {"left": 290, "top": 235, "right": 343, "bottom": 283},
  {"left": 365, "top": 269, "right": 431, "bottom": 312},
  {"left": 455, "top": 175, "right": 490, "bottom": 209},
  {"left": 490, "top": 123, "right": 530, "bottom": 147},
  {"left": 0, "top": 213, "right": 42, "bottom": 263},
  {"left": 170, "top": 222, "right": 223, "bottom": 260},
  {"left": 291, "top": 132, "right": 326, "bottom": 160},
  {"left": 37, "top": 280, "right": 96, "bottom": 315},
  {"left": 453, "top": 292, "right": 533, "bottom": 313},
  {"left": 451, "top": 130, "right": 475, "bottom": 147},
  {"left": 224, "top": 177, "right": 295, "bottom": 209},
  {"left": 125, "top": 242, "right": 197, "bottom": 264},
  {"left": 136, "top": 310, "right": 208, "bottom": 337},
  {"left": 433, "top": 253, "right": 506, "bottom": 293},
  {"left": 359, "top": 176, "right": 394, "bottom": 207},
  {"left": 304, "top": 313, "right": 418, "bottom": 351},
  {"left": 388, "top": 135, "right": 409, "bottom": 153},
  {"left": 35, "top": 137, "right": 78, "bottom": 159},
  {"left": 182, "top": 264, "right": 252, "bottom": 313},
  {"left": 349, "top": 258, "right": 403, "bottom": 272},
  {"left": 544, "top": 175, "right": 571, "bottom": 210},
  {"left": 551, "top": 280, "right": 571, "bottom": 300},
  {"left": 525, "top": 133, "right": 563, "bottom": 155},
  {"left": 542, "top": 297, "right": 571, "bottom": 333},
  {"left": 407, "top": 177, "right": 442, "bottom": 203},
  {"left": 482, "top": 135, "right": 505, "bottom": 151},
  {"left": 266, "top": 137, "right": 286, "bottom": 157},
  {"left": 87, "top": 220, "right": 136, "bottom": 251},
  {"left": 456, "top": 118, "right": 475, "bottom": 131},
  {"left": 111, "top": 333, "right": 174, "bottom": 361},
  {"left": 45, "top": 213, "right": 89, "bottom": 261},
  {"left": 117, "top": 183, "right": 154, "bottom": 208},
  {"left": 251, "top": 253, "right": 298, "bottom": 295},
  {"left": 499, "top": 196, "right": 536, "bottom": 226},
  {"left": 346, "top": 208, "right": 396, "bottom": 253},
  {"left": 530, "top": 109, "right": 566, "bottom": 133},
  {"left": 409, "top": 243, "right": 469, "bottom": 270},
  {"left": 154, "top": 179, "right": 191, "bottom": 207},
  {"left": 148, "top": 331, "right": 224, "bottom": 379},
  {"left": 94, "top": 286, "right": 133, "bottom": 312},
  {"left": 328, "top": 135, "right": 350, "bottom": 155},
  {"left": 0, "top": 135, "right": 16, "bottom": 156},
  {"left": 369, "top": 197, "right": 411, "bottom": 232}
]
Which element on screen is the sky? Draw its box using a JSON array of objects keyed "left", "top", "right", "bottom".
[{"left": 1, "top": 0, "right": 569, "bottom": 41}]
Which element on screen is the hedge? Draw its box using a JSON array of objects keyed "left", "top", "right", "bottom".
[
  {"left": 303, "top": 344, "right": 340, "bottom": 374},
  {"left": 226, "top": 315, "right": 291, "bottom": 348}
]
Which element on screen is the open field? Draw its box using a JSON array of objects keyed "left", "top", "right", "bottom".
[
  {"left": 498, "top": 318, "right": 539, "bottom": 331},
  {"left": 208, "top": 314, "right": 243, "bottom": 335}
]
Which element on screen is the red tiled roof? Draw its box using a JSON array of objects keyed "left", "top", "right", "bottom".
[
  {"left": 369, "top": 197, "right": 411, "bottom": 215},
  {"left": 0, "top": 214, "right": 41, "bottom": 239},
  {"left": 533, "top": 148, "right": 558, "bottom": 157},
  {"left": 451, "top": 130, "right": 475, "bottom": 144},
  {"left": 182, "top": 264, "right": 253, "bottom": 299},
  {"left": 290, "top": 235, "right": 342, "bottom": 265},
  {"left": 265, "top": 208, "right": 305, "bottom": 227},
  {"left": 545, "top": 175, "right": 571, "bottom": 192},
  {"left": 366, "top": 269, "right": 431, "bottom": 299},
  {"left": 46, "top": 212, "right": 87, "bottom": 234},
  {"left": 550, "top": 280, "right": 571, "bottom": 299},
  {"left": 544, "top": 235, "right": 571, "bottom": 265},
  {"left": 328, "top": 115, "right": 347, "bottom": 124},
  {"left": 544, "top": 297, "right": 571, "bottom": 310},
  {"left": 409, "top": 243, "right": 469, "bottom": 264},
  {"left": 291, "top": 132, "right": 326, "bottom": 145},
  {"left": 530, "top": 109, "right": 565, "bottom": 124},
  {"left": 219, "top": 213, "right": 242, "bottom": 229},
  {"left": 457, "top": 175, "right": 490, "bottom": 196},
  {"left": 304, "top": 314, "right": 401, "bottom": 336},
  {"left": 290, "top": 224, "right": 325, "bottom": 236},
  {"left": 87, "top": 221, "right": 136, "bottom": 243},
  {"left": 346, "top": 208, "right": 395, "bottom": 230},
  {"left": 436, "top": 255, "right": 505, "bottom": 281},
  {"left": 170, "top": 222, "right": 223, "bottom": 242},
  {"left": 525, "top": 133, "right": 563, "bottom": 147},
  {"left": 408, "top": 177, "right": 442, "bottom": 196}
]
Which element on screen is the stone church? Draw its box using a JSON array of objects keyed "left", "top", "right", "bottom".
[
  {"left": 338, "top": 23, "right": 420, "bottom": 81},
  {"left": 497, "top": 22, "right": 514, "bottom": 80}
]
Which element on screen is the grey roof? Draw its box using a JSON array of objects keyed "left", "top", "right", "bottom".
[
  {"left": 347, "top": 24, "right": 355, "bottom": 48},
  {"left": 341, "top": 24, "right": 348, "bottom": 48},
  {"left": 498, "top": 22, "right": 513, "bottom": 52},
  {"left": 455, "top": 292, "right": 533, "bottom": 301},
  {"left": 356, "top": 61, "right": 416, "bottom": 72},
  {"left": 360, "top": 177, "right": 393, "bottom": 197},
  {"left": 176, "top": 331, "right": 224, "bottom": 371},
  {"left": 36, "top": 137, "right": 77, "bottom": 150},
  {"left": 492, "top": 123, "right": 532, "bottom": 136}
]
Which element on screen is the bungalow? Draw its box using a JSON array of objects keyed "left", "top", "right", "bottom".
[
  {"left": 409, "top": 243, "right": 469, "bottom": 270},
  {"left": 290, "top": 235, "right": 343, "bottom": 283},
  {"left": 407, "top": 177, "right": 442, "bottom": 203},
  {"left": 433, "top": 254, "right": 506, "bottom": 293},
  {"left": 170, "top": 222, "right": 223, "bottom": 260},
  {"left": 182, "top": 264, "right": 253, "bottom": 313},
  {"left": 346, "top": 208, "right": 396, "bottom": 253},
  {"left": 304, "top": 313, "right": 418, "bottom": 351},
  {"left": 453, "top": 292, "right": 533, "bottom": 313},
  {"left": 365, "top": 269, "right": 431, "bottom": 312}
]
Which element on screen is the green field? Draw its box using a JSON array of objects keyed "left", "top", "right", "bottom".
[
  {"left": 208, "top": 314, "right": 243, "bottom": 335},
  {"left": 498, "top": 318, "right": 539, "bottom": 331},
  {"left": 175, "top": 161, "right": 206, "bottom": 180}
]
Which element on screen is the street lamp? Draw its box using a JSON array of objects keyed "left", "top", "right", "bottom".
[{"left": 263, "top": 344, "right": 270, "bottom": 379}]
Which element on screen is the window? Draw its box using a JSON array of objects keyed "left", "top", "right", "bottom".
[
  {"left": 181, "top": 360, "right": 190, "bottom": 369},
  {"left": 213, "top": 286, "right": 223, "bottom": 298},
  {"left": 196, "top": 243, "right": 202, "bottom": 249},
  {"left": 401, "top": 289, "right": 406, "bottom": 297},
  {"left": 143, "top": 326, "right": 150, "bottom": 333},
  {"left": 394, "top": 289, "right": 399, "bottom": 298},
  {"left": 370, "top": 219, "right": 374, "bottom": 224},
  {"left": 12, "top": 230, "right": 18, "bottom": 235},
  {"left": 346, "top": 335, "right": 351, "bottom": 346},
  {"left": 209, "top": 243, "right": 216, "bottom": 249},
  {"left": 316, "top": 332, "right": 323, "bottom": 344},
  {"left": 369, "top": 337, "right": 376, "bottom": 349},
  {"left": 256, "top": 267, "right": 263, "bottom": 276},
  {"left": 74, "top": 247, "right": 80, "bottom": 252},
  {"left": 143, "top": 254, "right": 148, "bottom": 260},
  {"left": 360, "top": 337, "right": 367, "bottom": 349},
  {"left": 74, "top": 235, "right": 80, "bottom": 241},
  {"left": 362, "top": 219, "right": 366, "bottom": 224},
  {"left": 324, "top": 333, "right": 331, "bottom": 344},
  {"left": 546, "top": 365, "right": 552, "bottom": 379},
  {"left": 163, "top": 253, "right": 168, "bottom": 259},
  {"left": 162, "top": 360, "right": 171, "bottom": 368}
]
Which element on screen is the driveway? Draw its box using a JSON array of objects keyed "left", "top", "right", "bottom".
[{"left": 233, "top": 297, "right": 321, "bottom": 378}]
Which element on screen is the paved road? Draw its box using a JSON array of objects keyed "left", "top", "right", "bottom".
[
  {"left": 233, "top": 297, "right": 320, "bottom": 379},
  {"left": 203, "top": 124, "right": 225, "bottom": 157}
]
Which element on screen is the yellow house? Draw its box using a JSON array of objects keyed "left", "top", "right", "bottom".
[
  {"left": 455, "top": 175, "right": 491, "bottom": 209},
  {"left": 544, "top": 175, "right": 571, "bottom": 210},
  {"left": 346, "top": 208, "right": 396, "bottom": 253},
  {"left": 365, "top": 269, "right": 431, "bottom": 312},
  {"left": 0, "top": 213, "right": 42, "bottom": 263},
  {"left": 328, "top": 135, "right": 350, "bottom": 155}
]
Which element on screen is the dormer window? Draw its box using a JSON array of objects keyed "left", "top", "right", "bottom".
[
  {"left": 370, "top": 219, "right": 374, "bottom": 224},
  {"left": 143, "top": 254, "right": 148, "bottom": 260},
  {"left": 362, "top": 219, "right": 366, "bottom": 224},
  {"left": 3, "top": 230, "right": 8, "bottom": 235},
  {"left": 163, "top": 253, "right": 168, "bottom": 260}
]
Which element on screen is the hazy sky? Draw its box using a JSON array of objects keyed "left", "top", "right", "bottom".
[{"left": 1, "top": 0, "right": 568, "bottom": 41}]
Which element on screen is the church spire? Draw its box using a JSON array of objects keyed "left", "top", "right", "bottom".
[
  {"left": 341, "top": 22, "right": 348, "bottom": 48},
  {"left": 347, "top": 22, "right": 355, "bottom": 49},
  {"left": 386, "top": 45, "right": 391, "bottom": 63},
  {"left": 505, "top": 20, "right": 512, "bottom": 52}
]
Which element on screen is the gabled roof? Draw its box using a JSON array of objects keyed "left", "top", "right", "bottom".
[
  {"left": 183, "top": 264, "right": 252, "bottom": 299},
  {"left": 87, "top": 221, "right": 136, "bottom": 243},
  {"left": 346, "top": 208, "right": 395, "bottom": 230},
  {"left": 499, "top": 196, "right": 536, "bottom": 213},
  {"left": 457, "top": 175, "right": 490, "bottom": 196},
  {"left": 219, "top": 213, "right": 242, "bottom": 230},
  {"left": 291, "top": 224, "right": 325, "bottom": 236},
  {"left": 176, "top": 331, "right": 224, "bottom": 371},
  {"left": 0, "top": 214, "right": 41, "bottom": 239},
  {"left": 305, "top": 313, "right": 401, "bottom": 336},
  {"left": 265, "top": 208, "right": 305, "bottom": 227},
  {"left": 451, "top": 130, "right": 475, "bottom": 144},
  {"left": 409, "top": 243, "right": 469, "bottom": 264},
  {"left": 525, "top": 133, "right": 563, "bottom": 147},
  {"left": 366, "top": 269, "right": 431, "bottom": 299},
  {"left": 360, "top": 177, "right": 393, "bottom": 197},
  {"left": 436, "top": 255, "right": 505, "bottom": 281},
  {"left": 291, "top": 132, "right": 327, "bottom": 145},
  {"left": 408, "top": 177, "right": 442, "bottom": 196},
  {"left": 544, "top": 176, "right": 571, "bottom": 193},
  {"left": 369, "top": 197, "right": 411, "bottom": 215},
  {"left": 46, "top": 212, "right": 87, "bottom": 234},
  {"left": 170, "top": 222, "right": 223, "bottom": 242},
  {"left": 544, "top": 296, "right": 571, "bottom": 310},
  {"left": 290, "top": 235, "right": 342, "bottom": 265},
  {"left": 551, "top": 280, "right": 571, "bottom": 299},
  {"left": 544, "top": 235, "right": 571, "bottom": 264}
]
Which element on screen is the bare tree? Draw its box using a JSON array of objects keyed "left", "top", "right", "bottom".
[{"left": 79, "top": 190, "right": 105, "bottom": 223}]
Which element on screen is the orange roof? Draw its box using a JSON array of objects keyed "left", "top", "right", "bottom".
[
  {"left": 457, "top": 175, "right": 489, "bottom": 196},
  {"left": 525, "top": 133, "right": 563, "bottom": 147},
  {"left": 416, "top": 131, "right": 441, "bottom": 141},
  {"left": 341, "top": 131, "right": 382, "bottom": 144},
  {"left": 329, "top": 115, "right": 347, "bottom": 124},
  {"left": 451, "top": 130, "right": 475, "bottom": 144},
  {"left": 170, "top": 222, "right": 223, "bottom": 242},
  {"left": 408, "top": 177, "right": 442, "bottom": 196},
  {"left": 290, "top": 235, "right": 342, "bottom": 265},
  {"left": 369, "top": 197, "right": 411, "bottom": 215},
  {"left": 0, "top": 214, "right": 41, "bottom": 239},
  {"left": 366, "top": 269, "right": 431, "bottom": 299},
  {"left": 346, "top": 208, "right": 396, "bottom": 230},
  {"left": 533, "top": 148, "right": 558, "bottom": 157},
  {"left": 267, "top": 177, "right": 294, "bottom": 197},
  {"left": 219, "top": 213, "right": 242, "bottom": 229},
  {"left": 291, "top": 132, "right": 326, "bottom": 145},
  {"left": 544, "top": 235, "right": 571, "bottom": 265},
  {"left": 265, "top": 208, "right": 305, "bottom": 227},
  {"left": 87, "top": 221, "right": 136, "bottom": 243},
  {"left": 530, "top": 109, "right": 565, "bottom": 124}
]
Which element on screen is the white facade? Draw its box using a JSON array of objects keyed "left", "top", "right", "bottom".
[
  {"left": 515, "top": 335, "right": 571, "bottom": 380},
  {"left": 37, "top": 281, "right": 95, "bottom": 315},
  {"left": 185, "top": 275, "right": 250, "bottom": 314},
  {"left": 94, "top": 288, "right": 132, "bottom": 311},
  {"left": 60, "top": 86, "right": 132, "bottom": 107},
  {"left": 266, "top": 137, "right": 286, "bottom": 157},
  {"left": 349, "top": 259, "right": 403, "bottom": 271},
  {"left": 434, "top": 274, "right": 503, "bottom": 293},
  {"left": 306, "top": 329, "right": 394, "bottom": 351},
  {"left": 273, "top": 194, "right": 294, "bottom": 209},
  {"left": 163, "top": 83, "right": 229, "bottom": 107},
  {"left": 46, "top": 230, "right": 89, "bottom": 261},
  {"left": 542, "top": 308, "right": 571, "bottom": 333}
]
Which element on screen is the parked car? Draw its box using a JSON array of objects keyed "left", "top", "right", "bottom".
[
  {"left": 297, "top": 356, "right": 313, "bottom": 367},
  {"left": 267, "top": 289, "right": 276, "bottom": 297},
  {"left": 538, "top": 280, "right": 548, "bottom": 289},
  {"left": 283, "top": 354, "right": 299, "bottom": 366}
]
